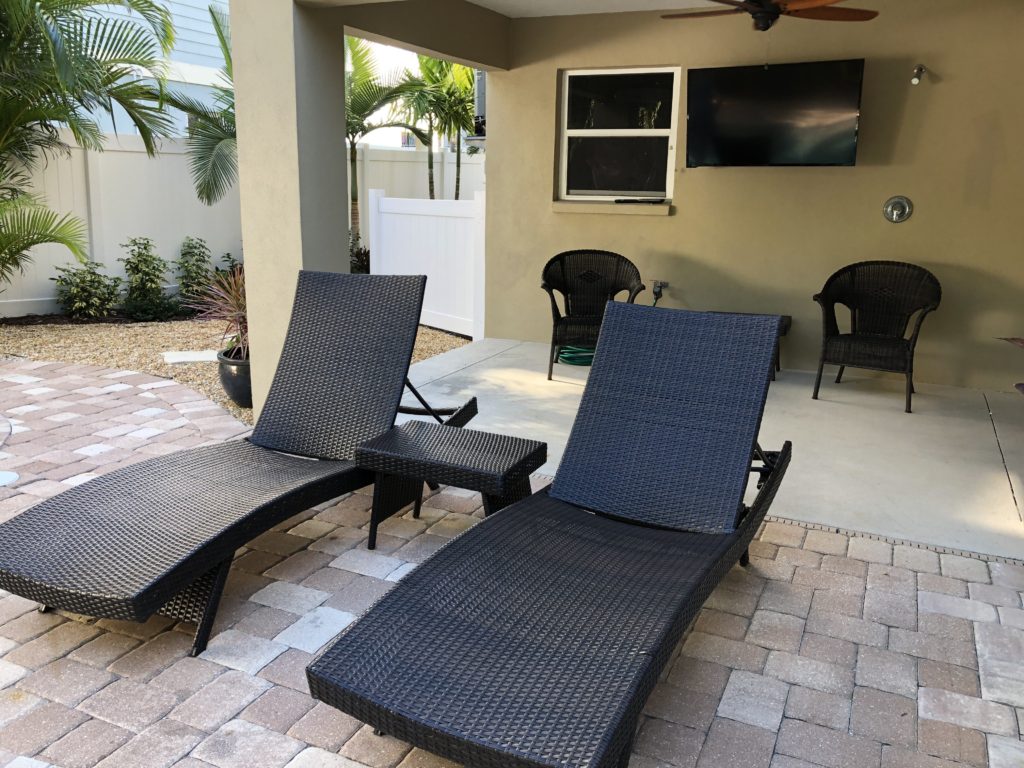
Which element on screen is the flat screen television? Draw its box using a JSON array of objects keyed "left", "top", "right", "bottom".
[{"left": 686, "top": 59, "right": 864, "bottom": 167}]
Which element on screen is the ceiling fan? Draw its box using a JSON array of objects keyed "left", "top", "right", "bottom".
[{"left": 662, "top": 0, "right": 878, "bottom": 32}]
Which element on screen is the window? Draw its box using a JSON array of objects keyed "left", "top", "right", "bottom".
[{"left": 559, "top": 67, "right": 681, "bottom": 202}]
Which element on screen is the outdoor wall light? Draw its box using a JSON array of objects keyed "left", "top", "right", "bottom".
[{"left": 911, "top": 65, "right": 926, "bottom": 86}]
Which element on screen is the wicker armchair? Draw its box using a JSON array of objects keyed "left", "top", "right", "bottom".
[
  {"left": 812, "top": 260, "right": 941, "bottom": 412},
  {"left": 542, "top": 249, "right": 645, "bottom": 379}
]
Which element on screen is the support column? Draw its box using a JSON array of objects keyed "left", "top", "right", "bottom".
[{"left": 230, "top": 0, "right": 348, "bottom": 414}]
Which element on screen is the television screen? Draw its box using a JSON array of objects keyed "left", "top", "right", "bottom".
[{"left": 686, "top": 59, "right": 864, "bottom": 167}]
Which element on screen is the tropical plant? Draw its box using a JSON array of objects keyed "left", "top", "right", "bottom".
[
  {"left": 52, "top": 260, "right": 121, "bottom": 318},
  {"left": 119, "top": 236, "right": 176, "bottom": 320},
  {"left": 0, "top": 187, "right": 87, "bottom": 287},
  {"left": 1000, "top": 337, "right": 1024, "bottom": 395},
  {"left": 164, "top": 5, "right": 235, "bottom": 205},
  {"left": 344, "top": 37, "right": 424, "bottom": 234},
  {"left": 188, "top": 263, "right": 247, "bottom": 359},
  {"left": 401, "top": 56, "right": 475, "bottom": 200},
  {"left": 349, "top": 231, "right": 369, "bottom": 274},
  {"left": 0, "top": 0, "right": 173, "bottom": 285},
  {"left": 175, "top": 235, "right": 213, "bottom": 307},
  {"left": 0, "top": 0, "right": 174, "bottom": 177}
]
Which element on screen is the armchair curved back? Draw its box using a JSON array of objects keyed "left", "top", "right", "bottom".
[
  {"left": 542, "top": 250, "right": 644, "bottom": 318},
  {"left": 819, "top": 261, "right": 941, "bottom": 338}
]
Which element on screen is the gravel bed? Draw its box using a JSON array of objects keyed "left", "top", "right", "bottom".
[{"left": 0, "top": 317, "right": 468, "bottom": 424}]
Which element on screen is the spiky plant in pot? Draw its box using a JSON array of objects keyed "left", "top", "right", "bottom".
[{"left": 188, "top": 264, "right": 250, "bottom": 408}]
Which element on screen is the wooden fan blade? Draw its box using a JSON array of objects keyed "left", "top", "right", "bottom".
[
  {"left": 785, "top": 6, "right": 879, "bottom": 20},
  {"left": 778, "top": 0, "right": 844, "bottom": 11},
  {"left": 662, "top": 8, "right": 746, "bottom": 19},
  {"left": 703, "top": 0, "right": 755, "bottom": 8}
]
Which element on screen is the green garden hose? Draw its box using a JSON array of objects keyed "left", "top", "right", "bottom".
[
  {"left": 557, "top": 346, "right": 595, "bottom": 366},
  {"left": 557, "top": 296, "right": 660, "bottom": 367}
]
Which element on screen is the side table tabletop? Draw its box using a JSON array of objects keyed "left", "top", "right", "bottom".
[{"left": 355, "top": 421, "right": 547, "bottom": 549}]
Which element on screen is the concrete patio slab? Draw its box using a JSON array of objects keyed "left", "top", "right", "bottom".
[{"left": 405, "top": 339, "right": 1024, "bottom": 560}]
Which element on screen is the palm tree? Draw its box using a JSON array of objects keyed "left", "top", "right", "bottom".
[
  {"left": 401, "top": 56, "right": 475, "bottom": 200},
  {"left": 0, "top": 0, "right": 173, "bottom": 284},
  {"left": 0, "top": 179, "right": 87, "bottom": 288},
  {"left": 344, "top": 37, "right": 424, "bottom": 236},
  {"left": 164, "top": 5, "right": 235, "bottom": 206}
]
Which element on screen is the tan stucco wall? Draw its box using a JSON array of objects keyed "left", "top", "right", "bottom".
[
  {"left": 485, "top": 0, "right": 1024, "bottom": 390},
  {"left": 231, "top": 0, "right": 507, "bottom": 413}
]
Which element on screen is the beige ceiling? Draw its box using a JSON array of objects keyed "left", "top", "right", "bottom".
[{"left": 464, "top": 0, "right": 714, "bottom": 17}]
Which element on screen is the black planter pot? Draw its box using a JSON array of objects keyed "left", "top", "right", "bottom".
[{"left": 217, "top": 351, "right": 252, "bottom": 409}]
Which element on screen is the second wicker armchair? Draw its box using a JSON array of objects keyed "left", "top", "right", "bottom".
[
  {"left": 541, "top": 249, "right": 645, "bottom": 380},
  {"left": 812, "top": 260, "right": 941, "bottom": 413}
]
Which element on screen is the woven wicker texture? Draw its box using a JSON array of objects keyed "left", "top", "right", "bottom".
[
  {"left": 816, "top": 260, "right": 941, "bottom": 342},
  {"left": 542, "top": 250, "right": 644, "bottom": 321},
  {"left": 355, "top": 421, "right": 546, "bottom": 497},
  {"left": 0, "top": 440, "right": 365, "bottom": 620},
  {"left": 813, "top": 261, "right": 941, "bottom": 412},
  {"left": 251, "top": 272, "right": 426, "bottom": 460},
  {"left": 0, "top": 271, "right": 426, "bottom": 622},
  {"left": 550, "top": 304, "right": 780, "bottom": 534},
  {"left": 542, "top": 250, "right": 644, "bottom": 379},
  {"left": 309, "top": 440, "right": 789, "bottom": 768}
]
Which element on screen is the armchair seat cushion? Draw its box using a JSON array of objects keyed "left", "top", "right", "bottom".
[
  {"left": 553, "top": 316, "right": 603, "bottom": 347},
  {"left": 824, "top": 333, "right": 910, "bottom": 371}
]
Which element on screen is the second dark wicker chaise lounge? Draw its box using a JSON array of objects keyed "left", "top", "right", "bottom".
[
  {"left": 0, "top": 271, "right": 469, "bottom": 656},
  {"left": 308, "top": 303, "right": 792, "bottom": 768}
]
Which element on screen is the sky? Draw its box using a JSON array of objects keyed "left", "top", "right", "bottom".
[{"left": 359, "top": 41, "right": 426, "bottom": 148}]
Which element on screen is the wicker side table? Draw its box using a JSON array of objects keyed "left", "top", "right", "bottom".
[{"left": 355, "top": 421, "right": 547, "bottom": 549}]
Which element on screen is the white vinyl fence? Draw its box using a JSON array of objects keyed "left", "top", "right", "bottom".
[
  {"left": 1, "top": 133, "right": 243, "bottom": 318},
  {"left": 366, "top": 189, "right": 485, "bottom": 339},
  {"left": 3, "top": 139, "right": 484, "bottom": 319}
]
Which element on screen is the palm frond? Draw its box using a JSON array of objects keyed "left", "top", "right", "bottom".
[
  {"left": 186, "top": 117, "right": 237, "bottom": 206},
  {"left": 0, "top": 193, "right": 87, "bottom": 285},
  {"left": 209, "top": 3, "right": 231, "bottom": 81}
]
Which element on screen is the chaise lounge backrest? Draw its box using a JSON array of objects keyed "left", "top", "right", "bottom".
[
  {"left": 550, "top": 303, "right": 780, "bottom": 534},
  {"left": 250, "top": 272, "right": 426, "bottom": 461}
]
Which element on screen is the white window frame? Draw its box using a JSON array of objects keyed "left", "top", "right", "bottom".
[{"left": 559, "top": 66, "right": 681, "bottom": 203}]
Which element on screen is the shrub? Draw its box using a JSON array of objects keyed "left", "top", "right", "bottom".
[
  {"left": 52, "top": 261, "right": 122, "bottom": 319},
  {"left": 218, "top": 252, "right": 241, "bottom": 273},
  {"left": 119, "top": 236, "right": 178, "bottom": 321},
  {"left": 349, "top": 232, "right": 370, "bottom": 274},
  {"left": 175, "top": 236, "right": 213, "bottom": 308}
]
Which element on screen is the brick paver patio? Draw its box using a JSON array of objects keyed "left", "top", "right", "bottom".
[{"left": 1, "top": 358, "right": 1023, "bottom": 768}]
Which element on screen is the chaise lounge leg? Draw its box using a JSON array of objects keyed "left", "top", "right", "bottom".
[
  {"left": 740, "top": 548, "right": 750, "bottom": 567},
  {"left": 812, "top": 360, "right": 825, "bottom": 400},
  {"left": 158, "top": 558, "right": 232, "bottom": 657},
  {"left": 548, "top": 340, "right": 557, "bottom": 381},
  {"left": 834, "top": 365, "right": 845, "bottom": 384},
  {"left": 189, "top": 560, "right": 232, "bottom": 657},
  {"left": 905, "top": 373, "right": 913, "bottom": 414},
  {"left": 616, "top": 736, "right": 635, "bottom": 768}
]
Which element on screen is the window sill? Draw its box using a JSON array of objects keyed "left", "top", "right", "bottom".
[{"left": 551, "top": 200, "right": 673, "bottom": 216}]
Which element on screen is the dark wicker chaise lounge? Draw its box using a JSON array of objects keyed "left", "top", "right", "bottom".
[
  {"left": 0, "top": 271, "right": 470, "bottom": 656},
  {"left": 308, "top": 303, "right": 792, "bottom": 768}
]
